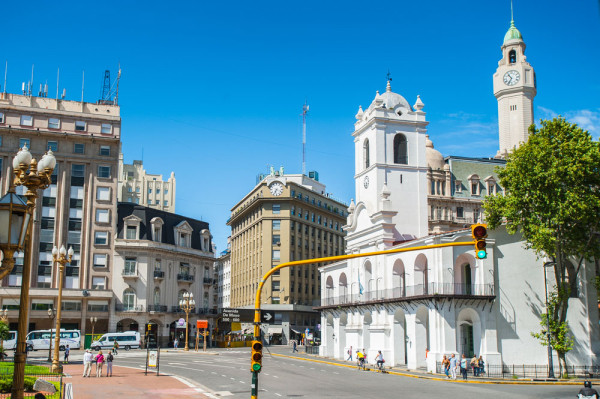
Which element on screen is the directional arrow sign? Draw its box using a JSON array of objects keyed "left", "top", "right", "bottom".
[{"left": 261, "top": 311, "right": 273, "bottom": 323}]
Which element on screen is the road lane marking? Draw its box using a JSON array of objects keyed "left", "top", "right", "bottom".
[
  {"left": 221, "top": 374, "right": 227, "bottom": 377},
  {"left": 275, "top": 393, "right": 281, "bottom": 397}
]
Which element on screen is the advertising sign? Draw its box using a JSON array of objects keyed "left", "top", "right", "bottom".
[
  {"left": 148, "top": 350, "right": 158, "bottom": 368},
  {"left": 197, "top": 320, "right": 208, "bottom": 329},
  {"left": 176, "top": 318, "right": 186, "bottom": 328}
]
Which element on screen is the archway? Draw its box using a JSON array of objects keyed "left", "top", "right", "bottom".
[
  {"left": 456, "top": 308, "right": 482, "bottom": 358},
  {"left": 361, "top": 310, "right": 372, "bottom": 357},
  {"left": 393, "top": 308, "right": 407, "bottom": 365},
  {"left": 392, "top": 259, "right": 406, "bottom": 298},
  {"left": 339, "top": 273, "right": 348, "bottom": 303},
  {"left": 325, "top": 276, "right": 334, "bottom": 305},
  {"left": 454, "top": 253, "right": 476, "bottom": 295},
  {"left": 116, "top": 318, "right": 139, "bottom": 333},
  {"left": 414, "top": 254, "right": 428, "bottom": 295},
  {"left": 364, "top": 260, "right": 373, "bottom": 300},
  {"left": 415, "top": 306, "right": 429, "bottom": 368}
]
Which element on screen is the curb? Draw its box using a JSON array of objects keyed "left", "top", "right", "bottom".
[{"left": 270, "top": 353, "right": 588, "bottom": 385}]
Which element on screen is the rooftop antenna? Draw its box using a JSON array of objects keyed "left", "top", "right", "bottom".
[
  {"left": 3, "top": 61, "right": 7, "bottom": 94},
  {"left": 115, "top": 64, "right": 121, "bottom": 105},
  {"left": 386, "top": 69, "right": 392, "bottom": 82},
  {"left": 100, "top": 70, "right": 111, "bottom": 102},
  {"left": 511, "top": 0, "right": 514, "bottom": 21},
  {"left": 81, "top": 70, "right": 85, "bottom": 102},
  {"left": 302, "top": 100, "right": 309, "bottom": 175}
]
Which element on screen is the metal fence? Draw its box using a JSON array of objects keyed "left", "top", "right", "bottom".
[
  {"left": 436, "top": 362, "right": 600, "bottom": 379},
  {"left": 323, "top": 283, "right": 494, "bottom": 306},
  {"left": 0, "top": 364, "right": 63, "bottom": 398},
  {"left": 304, "top": 345, "right": 320, "bottom": 355}
]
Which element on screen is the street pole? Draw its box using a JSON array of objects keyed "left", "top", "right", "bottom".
[
  {"left": 179, "top": 293, "right": 195, "bottom": 352},
  {"left": 90, "top": 317, "right": 97, "bottom": 345},
  {"left": 47, "top": 308, "right": 55, "bottom": 362},
  {"left": 543, "top": 261, "right": 556, "bottom": 379},
  {"left": 251, "top": 240, "right": 478, "bottom": 399},
  {"left": 51, "top": 245, "right": 73, "bottom": 373}
]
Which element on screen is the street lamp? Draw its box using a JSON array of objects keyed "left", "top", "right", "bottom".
[
  {"left": 90, "top": 317, "right": 98, "bottom": 342},
  {"left": 9, "top": 145, "right": 55, "bottom": 399},
  {"left": 0, "top": 187, "right": 30, "bottom": 279},
  {"left": 51, "top": 245, "right": 73, "bottom": 373},
  {"left": 179, "top": 293, "right": 195, "bottom": 352},
  {"left": 543, "top": 261, "right": 556, "bottom": 379},
  {"left": 47, "top": 308, "right": 56, "bottom": 362}
]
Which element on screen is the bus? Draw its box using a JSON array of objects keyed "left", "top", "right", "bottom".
[
  {"left": 91, "top": 331, "right": 140, "bottom": 351},
  {"left": 25, "top": 329, "right": 81, "bottom": 351}
]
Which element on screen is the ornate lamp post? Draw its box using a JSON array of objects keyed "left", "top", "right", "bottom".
[
  {"left": 47, "top": 308, "right": 56, "bottom": 362},
  {"left": 10, "top": 145, "right": 55, "bottom": 399},
  {"left": 90, "top": 317, "right": 98, "bottom": 342},
  {"left": 179, "top": 293, "right": 195, "bottom": 352},
  {"left": 51, "top": 245, "right": 73, "bottom": 373}
]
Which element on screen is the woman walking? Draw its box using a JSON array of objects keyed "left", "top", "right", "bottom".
[
  {"left": 95, "top": 350, "right": 105, "bottom": 377},
  {"left": 460, "top": 354, "right": 468, "bottom": 380},
  {"left": 106, "top": 351, "right": 114, "bottom": 377}
]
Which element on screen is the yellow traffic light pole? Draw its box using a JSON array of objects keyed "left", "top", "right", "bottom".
[{"left": 250, "top": 240, "right": 480, "bottom": 399}]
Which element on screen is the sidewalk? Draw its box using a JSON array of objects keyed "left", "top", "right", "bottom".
[{"left": 61, "top": 362, "right": 211, "bottom": 398}]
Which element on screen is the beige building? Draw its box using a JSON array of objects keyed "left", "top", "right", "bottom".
[
  {"left": 0, "top": 91, "right": 120, "bottom": 334},
  {"left": 118, "top": 155, "right": 176, "bottom": 213},
  {"left": 228, "top": 169, "right": 346, "bottom": 343}
]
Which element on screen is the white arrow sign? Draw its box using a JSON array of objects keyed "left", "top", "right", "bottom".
[{"left": 263, "top": 312, "right": 273, "bottom": 321}]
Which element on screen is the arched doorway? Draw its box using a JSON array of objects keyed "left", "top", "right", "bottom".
[
  {"left": 415, "top": 306, "right": 429, "bottom": 368},
  {"left": 393, "top": 308, "right": 407, "bottom": 365},
  {"left": 116, "top": 318, "right": 139, "bottom": 333},
  {"left": 456, "top": 308, "right": 482, "bottom": 358},
  {"left": 414, "top": 254, "right": 428, "bottom": 295},
  {"left": 392, "top": 259, "right": 406, "bottom": 298},
  {"left": 454, "top": 253, "right": 476, "bottom": 295},
  {"left": 169, "top": 320, "right": 191, "bottom": 347}
]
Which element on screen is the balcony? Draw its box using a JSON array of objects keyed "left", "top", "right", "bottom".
[
  {"left": 122, "top": 269, "right": 138, "bottom": 279},
  {"left": 170, "top": 306, "right": 195, "bottom": 314},
  {"left": 177, "top": 273, "right": 194, "bottom": 283},
  {"left": 318, "top": 282, "right": 495, "bottom": 308},
  {"left": 115, "top": 304, "right": 144, "bottom": 312},
  {"left": 203, "top": 277, "right": 214, "bottom": 285},
  {"left": 197, "top": 308, "right": 210, "bottom": 315},
  {"left": 154, "top": 270, "right": 165, "bottom": 279},
  {"left": 147, "top": 305, "right": 167, "bottom": 313}
]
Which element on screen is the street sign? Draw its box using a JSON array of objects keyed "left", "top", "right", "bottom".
[
  {"left": 197, "top": 320, "right": 208, "bottom": 329},
  {"left": 261, "top": 311, "right": 273, "bottom": 323},
  {"left": 222, "top": 308, "right": 254, "bottom": 323}
]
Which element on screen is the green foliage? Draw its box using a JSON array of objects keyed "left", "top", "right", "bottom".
[
  {"left": 0, "top": 321, "right": 9, "bottom": 342},
  {"left": 531, "top": 288, "right": 574, "bottom": 354}
]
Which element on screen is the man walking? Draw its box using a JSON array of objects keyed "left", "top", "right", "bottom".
[
  {"left": 64, "top": 345, "right": 70, "bottom": 364},
  {"left": 347, "top": 346, "right": 353, "bottom": 361},
  {"left": 449, "top": 354, "right": 458, "bottom": 380},
  {"left": 292, "top": 340, "right": 298, "bottom": 353},
  {"left": 82, "top": 350, "right": 93, "bottom": 377}
]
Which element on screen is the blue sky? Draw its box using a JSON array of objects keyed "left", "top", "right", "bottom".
[{"left": 4, "top": 1, "right": 599, "bottom": 251}]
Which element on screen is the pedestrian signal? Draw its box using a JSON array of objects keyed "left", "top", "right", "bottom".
[
  {"left": 471, "top": 223, "right": 488, "bottom": 259},
  {"left": 251, "top": 340, "right": 263, "bottom": 372}
]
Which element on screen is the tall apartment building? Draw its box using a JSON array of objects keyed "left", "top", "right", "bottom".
[
  {"left": 118, "top": 154, "right": 176, "bottom": 213},
  {"left": 227, "top": 169, "right": 346, "bottom": 343},
  {"left": 0, "top": 91, "right": 120, "bottom": 334}
]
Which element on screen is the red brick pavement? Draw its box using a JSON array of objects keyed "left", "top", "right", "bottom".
[{"left": 61, "top": 363, "right": 211, "bottom": 398}]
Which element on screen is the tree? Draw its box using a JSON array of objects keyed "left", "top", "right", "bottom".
[{"left": 484, "top": 117, "right": 600, "bottom": 374}]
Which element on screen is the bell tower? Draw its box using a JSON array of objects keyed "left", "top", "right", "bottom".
[{"left": 493, "top": 13, "right": 536, "bottom": 158}]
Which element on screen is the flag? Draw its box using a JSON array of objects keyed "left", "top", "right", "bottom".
[{"left": 358, "top": 273, "right": 364, "bottom": 295}]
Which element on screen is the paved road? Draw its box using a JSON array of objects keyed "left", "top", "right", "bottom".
[{"left": 75, "top": 347, "right": 579, "bottom": 398}]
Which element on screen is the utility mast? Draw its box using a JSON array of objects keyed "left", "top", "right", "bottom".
[{"left": 302, "top": 101, "right": 309, "bottom": 175}]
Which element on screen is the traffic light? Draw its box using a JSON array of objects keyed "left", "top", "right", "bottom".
[
  {"left": 471, "top": 223, "right": 488, "bottom": 259},
  {"left": 251, "top": 340, "right": 263, "bottom": 372}
]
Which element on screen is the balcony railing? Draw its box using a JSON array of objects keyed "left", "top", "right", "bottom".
[
  {"left": 170, "top": 306, "right": 195, "bottom": 313},
  {"left": 122, "top": 269, "right": 138, "bottom": 277},
  {"left": 147, "top": 305, "right": 167, "bottom": 312},
  {"left": 154, "top": 270, "right": 165, "bottom": 279},
  {"left": 321, "top": 283, "right": 494, "bottom": 307},
  {"left": 203, "top": 277, "right": 214, "bottom": 284},
  {"left": 197, "top": 308, "right": 210, "bottom": 315},
  {"left": 177, "top": 273, "right": 194, "bottom": 282},
  {"left": 115, "top": 304, "right": 144, "bottom": 312}
]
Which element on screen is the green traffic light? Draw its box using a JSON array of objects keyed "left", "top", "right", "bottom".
[
  {"left": 476, "top": 250, "right": 487, "bottom": 259},
  {"left": 252, "top": 363, "right": 261, "bottom": 371}
]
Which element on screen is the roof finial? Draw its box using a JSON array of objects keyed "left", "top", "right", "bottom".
[
  {"left": 510, "top": 0, "right": 514, "bottom": 22},
  {"left": 386, "top": 69, "right": 392, "bottom": 92}
]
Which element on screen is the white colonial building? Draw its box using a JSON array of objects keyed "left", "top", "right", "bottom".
[{"left": 317, "top": 18, "right": 600, "bottom": 371}]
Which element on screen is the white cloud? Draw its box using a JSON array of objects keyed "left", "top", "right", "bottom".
[{"left": 536, "top": 106, "right": 600, "bottom": 136}]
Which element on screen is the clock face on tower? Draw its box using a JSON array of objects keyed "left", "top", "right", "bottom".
[
  {"left": 363, "top": 176, "right": 369, "bottom": 189},
  {"left": 269, "top": 182, "right": 284, "bottom": 196},
  {"left": 503, "top": 70, "right": 520, "bottom": 86}
]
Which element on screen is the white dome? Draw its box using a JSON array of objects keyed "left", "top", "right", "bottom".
[
  {"left": 426, "top": 135, "right": 445, "bottom": 170},
  {"left": 366, "top": 81, "right": 413, "bottom": 114}
]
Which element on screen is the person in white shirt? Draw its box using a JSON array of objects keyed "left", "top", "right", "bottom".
[
  {"left": 82, "top": 350, "right": 93, "bottom": 377},
  {"left": 375, "top": 351, "right": 384, "bottom": 370}
]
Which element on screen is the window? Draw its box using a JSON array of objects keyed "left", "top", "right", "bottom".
[
  {"left": 163, "top": 200, "right": 168, "bottom": 206},
  {"left": 272, "top": 204, "right": 280, "bottom": 214},
  {"left": 61, "top": 301, "right": 81, "bottom": 311},
  {"left": 272, "top": 280, "right": 280, "bottom": 291},
  {"left": 471, "top": 182, "right": 478, "bottom": 195},
  {"left": 93, "top": 254, "right": 107, "bottom": 267},
  {"left": 94, "top": 231, "right": 108, "bottom": 245},
  {"left": 456, "top": 207, "right": 464, "bottom": 218},
  {"left": 126, "top": 226, "right": 137, "bottom": 239},
  {"left": 123, "top": 288, "right": 136, "bottom": 310},
  {"left": 153, "top": 288, "right": 161, "bottom": 307},
  {"left": 156, "top": 189, "right": 160, "bottom": 194},
  {"left": 72, "top": 164, "right": 85, "bottom": 177},
  {"left": 393, "top": 134, "right": 408, "bottom": 164},
  {"left": 48, "top": 118, "right": 60, "bottom": 129},
  {"left": 148, "top": 188, "right": 152, "bottom": 194},
  {"left": 87, "top": 301, "right": 108, "bottom": 312},
  {"left": 124, "top": 257, "right": 137, "bottom": 275},
  {"left": 272, "top": 220, "right": 281, "bottom": 230},
  {"left": 92, "top": 277, "right": 106, "bottom": 290},
  {"left": 272, "top": 234, "right": 280, "bottom": 245},
  {"left": 100, "top": 146, "right": 111, "bottom": 156},
  {"left": 101, "top": 124, "right": 112, "bottom": 134},
  {"left": 74, "top": 143, "right": 85, "bottom": 154},
  {"left": 291, "top": 206, "right": 295, "bottom": 216},
  {"left": 19, "top": 138, "right": 30, "bottom": 148},
  {"left": 509, "top": 49, "right": 516, "bottom": 64},
  {"left": 97, "top": 187, "right": 110, "bottom": 201},
  {"left": 0, "top": 112, "right": 4, "bottom": 123},
  {"left": 455, "top": 180, "right": 462, "bottom": 193},
  {"left": 96, "top": 209, "right": 109, "bottom": 223},
  {"left": 487, "top": 181, "right": 496, "bottom": 195},
  {"left": 136, "top": 187, "right": 140, "bottom": 192},
  {"left": 98, "top": 165, "right": 111, "bottom": 178},
  {"left": 20, "top": 115, "right": 33, "bottom": 126},
  {"left": 75, "top": 121, "right": 86, "bottom": 131},
  {"left": 155, "top": 200, "right": 160, "bottom": 205},
  {"left": 363, "top": 139, "right": 370, "bottom": 169},
  {"left": 272, "top": 250, "right": 280, "bottom": 260}
]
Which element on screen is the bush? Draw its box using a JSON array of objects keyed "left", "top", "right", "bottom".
[{"left": 0, "top": 376, "right": 45, "bottom": 392}]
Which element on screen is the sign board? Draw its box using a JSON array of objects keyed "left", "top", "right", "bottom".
[
  {"left": 148, "top": 350, "right": 158, "bottom": 368},
  {"left": 222, "top": 308, "right": 254, "bottom": 323},
  {"left": 261, "top": 311, "right": 274, "bottom": 323},
  {"left": 197, "top": 320, "right": 208, "bottom": 329},
  {"left": 176, "top": 318, "right": 186, "bottom": 328}
]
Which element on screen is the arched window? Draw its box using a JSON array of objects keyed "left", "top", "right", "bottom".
[
  {"left": 363, "top": 139, "right": 370, "bottom": 169},
  {"left": 153, "top": 287, "right": 160, "bottom": 307},
  {"left": 123, "top": 288, "right": 136, "bottom": 311},
  {"left": 393, "top": 134, "right": 408, "bottom": 164},
  {"left": 509, "top": 50, "right": 516, "bottom": 64}
]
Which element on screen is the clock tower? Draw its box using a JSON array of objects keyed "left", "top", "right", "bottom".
[{"left": 493, "top": 17, "right": 536, "bottom": 158}]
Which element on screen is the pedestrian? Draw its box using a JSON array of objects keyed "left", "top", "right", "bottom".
[
  {"left": 174, "top": 338, "right": 179, "bottom": 349},
  {"left": 442, "top": 355, "right": 450, "bottom": 378},
  {"left": 82, "top": 349, "right": 93, "bottom": 377},
  {"left": 375, "top": 350, "right": 384, "bottom": 370},
  {"left": 578, "top": 381, "right": 599, "bottom": 399},
  {"left": 449, "top": 354, "right": 458, "bottom": 380},
  {"left": 478, "top": 356, "right": 485, "bottom": 376},
  {"left": 347, "top": 346, "right": 353, "bottom": 361},
  {"left": 64, "top": 345, "right": 70, "bottom": 364},
  {"left": 460, "top": 354, "right": 468, "bottom": 380},
  {"left": 362, "top": 349, "right": 367, "bottom": 366},
  {"left": 106, "top": 350, "right": 114, "bottom": 377},
  {"left": 470, "top": 354, "right": 479, "bottom": 376},
  {"left": 95, "top": 350, "right": 105, "bottom": 377},
  {"left": 113, "top": 340, "right": 119, "bottom": 355},
  {"left": 292, "top": 340, "right": 298, "bottom": 353}
]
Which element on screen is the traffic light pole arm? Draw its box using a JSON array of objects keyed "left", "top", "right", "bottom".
[{"left": 252, "top": 240, "right": 476, "bottom": 337}]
